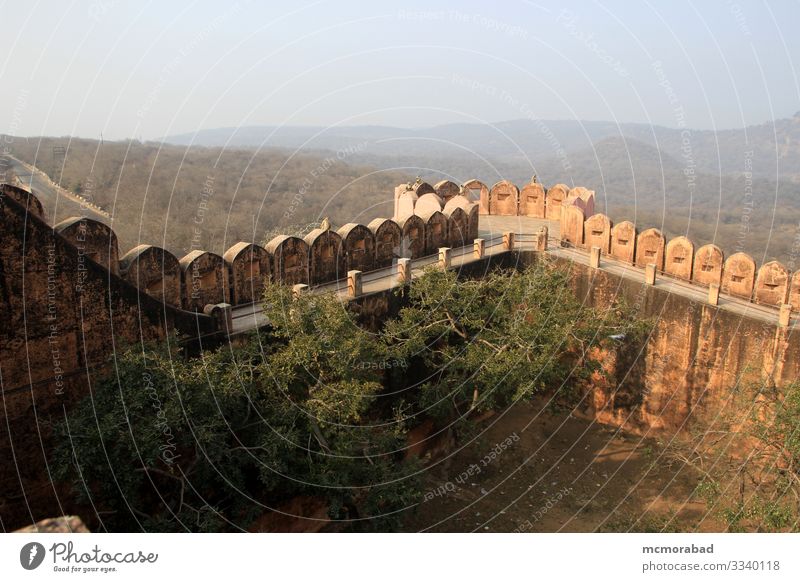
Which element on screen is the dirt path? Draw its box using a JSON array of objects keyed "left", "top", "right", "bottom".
[{"left": 403, "top": 399, "right": 724, "bottom": 532}]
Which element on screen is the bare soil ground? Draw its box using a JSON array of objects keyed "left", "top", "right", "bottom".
[{"left": 402, "top": 398, "right": 725, "bottom": 532}]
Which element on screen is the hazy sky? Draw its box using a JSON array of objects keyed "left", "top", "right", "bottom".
[{"left": 1, "top": 0, "right": 798, "bottom": 140}]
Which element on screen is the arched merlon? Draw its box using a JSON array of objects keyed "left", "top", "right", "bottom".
[
  {"left": 54, "top": 216, "right": 119, "bottom": 275},
  {"left": 560, "top": 205, "right": 584, "bottom": 246},
  {"left": 789, "top": 271, "right": 800, "bottom": 312},
  {"left": 545, "top": 184, "right": 569, "bottom": 221},
  {"left": 415, "top": 192, "right": 445, "bottom": 215},
  {"left": 635, "top": 228, "right": 665, "bottom": 270},
  {"left": 304, "top": 228, "right": 345, "bottom": 285},
  {"left": 463, "top": 179, "right": 489, "bottom": 215},
  {"left": 411, "top": 180, "right": 436, "bottom": 196},
  {"left": 1, "top": 183, "right": 45, "bottom": 220},
  {"left": 489, "top": 180, "right": 518, "bottom": 216},
  {"left": 519, "top": 180, "right": 545, "bottom": 218},
  {"left": 395, "top": 213, "right": 426, "bottom": 259},
  {"left": 583, "top": 213, "right": 611, "bottom": 254},
  {"left": 665, "top": 236, "right": 694, "bottom": 280},
  {"left": 337, "top": 223, "right": 376, "bottom": 273},
  {"left": 722, "top": 252, "right": 756, "bottom": 299},
  {"left": 223, "top": 242, "right": 271, "bottom": 305},
  {"left": 754, "top": 260, "right": 789, "bottom": 307},
  {"left": 265, "top": 235, "right": 309, "bottom": 286},
  {"left": 443, "top": 197, "right": 479, "bottom": 241},
  {"left": 444, "top": 206, "right": 469, "bottom": 248},
  {"left": 417, "top": 209, "right": 448, "bottom": 255},
  {"left": 692, "top": 244, "right": 724, "bottom": 287},
  {"left": 368, "top": 218, "right": 402, "bottom": 268},
  {"left": 394, "top": 186, "right": 417, "bottom": 219},
  {"left": 119, "top": 244, "right": 181, "bottom": 307},
  {"left": 434, "top": 180, "right": 461, "bottom": 204},
  {"left": 179, "top": 250, "right": 226, "bottom": 311},
  {"left": 610, "top": 221, "right": 636, "bottom": 263}
]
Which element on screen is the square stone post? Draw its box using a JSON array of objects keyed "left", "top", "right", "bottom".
[
  {"left": 204, "top": 303, "right": 233, "bottom": 334},
  {"left": 708, "top": 283, "right": 720, "bottom": 306},
  {"left": 645, "top": 263, "right": 656, "bottom": 285},
  {"left": 347, "top": 270, "right": 362, "bottom": 297},
  {"left": 537, "top": 226, "right": 548, "bottom": 251},
  {"left": 438, "top": 247, "right": 451, "bottom": 269},
  {"left": 503, "top": 231, "right": 515, "bottom": 251},
  {"left": 473, "top": 238, "right": 485, "bottom": 259},
  {"left": 589, "top": 246, "right": 601, "bottom": 269},
  {"left": 779, "top": 303, "right": 792, "bottom": 327},
  {"left": 397, "top": 258, "right": 412, "bottom": 284}
]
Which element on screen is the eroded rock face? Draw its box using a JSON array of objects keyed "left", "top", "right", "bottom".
[
  {"left": 664, "top": 236, "right": 694, "bottom": 280},
  {"left": 15, "top": 515, "right": 90, "bottom": 533},
  {"left": 266, "top": 235, "right": 309, "bottom": 286}
]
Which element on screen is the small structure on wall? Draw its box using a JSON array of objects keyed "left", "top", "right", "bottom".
[
  {"left": 664, "top": 237, "right": 694, "bottom": 280},
  {"left": 120, "top": 244, "right": 182, "bottom": 307},
  {"left": 265, "top": 235, "right": 309, "bottom": 286}
]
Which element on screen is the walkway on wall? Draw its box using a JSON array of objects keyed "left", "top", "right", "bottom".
[{"left": 228, "top": 215, "right": 795, "bottom": 336}]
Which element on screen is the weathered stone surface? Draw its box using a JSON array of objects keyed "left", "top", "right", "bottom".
[
  {"left": 519, "top": 180, "right": 545, "bottom": 218},
  {"left": 433, "top": 179, "right": 461, "bottom": 203},
  {"left": 444, "top": 197, "right": 480, "bottom": 241},
  {"left": 754, "top": 260, "right": 789, "bottom": 306},
  {"left": 545, "top": 183, "right": 569, "bottom": 220},
  {"left": 368, "top": 218, "right": 402, "bottom": 267},
  {"left": 489, "top": 180, "right": 518, "bottom": 216},
  {"left": 664, "top": 236, "right": 694, "bottom": 280},
  {"left": 560, "top": 205, "right": 584, "bottom": 246},
  {"left": 265, "top": 235, "right": 309, "bottom": 286},
  {"left": 119, "top": 244, "right": 181, "bottom": 307},
  {"left": 444, "top": 205, "right": 469, "bottom": 248},
  {"left": 395, "top": 213, "right": 426, "bottom": 259},
  {"left": 179, "top": 250, "right": 226, "bottom": 311},
  {"left": 635, "top": 228, "right": 665, "bottom": 270},
  {"left": 2, "top": 183, "right": 46, "bottom": 220},
  {"left": 721, "top": 252, "right": 756, "bottom": 299},
  {"left": 583, "top": 213, "right": 611, "bottom": 253},
  {"left": 337, "top": 223, "right": 376, "bottom": 273},
  {"left": 417, "top": 209, "right": 449, "bottom": 255},
  {"left": 223, "top": 242, "right": 271, "bottom": 305},
  {"left": 610, "top": 220, "right": 636, "bottom": 263},
  {"left": 15, "top": 515, "right": 90, "bottom": 533},
  {"left": 411, "top": 180, "right": 436, "bottom": 196},
  {"left": 789, "top": 270, "right": 800, "bottom": 311},
  {"left": 566, "top": 187, "right": 595, "bottom": 217},
  {"left": 463, "top": 179, "right": 490, "bottom": 215},
  {"left": 692, "top": 244, "right": 723, "bottom": 287},
  {"left": 414, "top": 192, "right": 444, "bottom": 215},
  {"left": 304, "top": 229, "right": 345, "bottom": 285},
  {"left": 54, "top": 216, "right": 120, "bottom": 274},
  {"left": 394, "top": 186, "right": 417, "bottom": 219}
]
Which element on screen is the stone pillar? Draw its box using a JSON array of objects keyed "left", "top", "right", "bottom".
[
  {"left": 204, "top": 302, "right": 233, "bottom": 333},
  {"left": 438, "top": 247, "right": 451, "bottom": 269},
  {"left": 708, "top": 283, "right": 720, "bottom": 306},
  {"left": 645, "top": 263, "right": 656, "bottom": 285},
  {"left": 474, "top": 238, "right": 485, "bottom": 259},
  {"left": 292, "top": 283, "right": 309, "bottom": 298},
  {"left": 589, "top": 246, "right": 601, "bottom": 269},
  {"left": 537, "top": 226, "right": 548, "bottom": 251},
  {"left": 397, "top": 258, "right": 412, "bottom": 284},
  {"left": 347, "top": 270, "right": 362, "bottom": 298},
  {"left": 779, "top": 303, "right": 792, "bottom": 327},
  {"left": 503, "top": 231, "right": 515, "bottom": 251}
]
